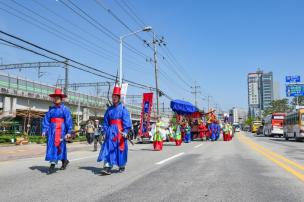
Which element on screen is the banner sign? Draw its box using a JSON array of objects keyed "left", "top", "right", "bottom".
[
  {"left": 286, "top": 84, "right": 304, "bottom": 97},
  {"left": 121, "top": 83, "right": 128, "bottom": 104},
  {"left": 139, "top": 93, "right": 153, "bottom": 138},
  {"left": 286, "top": 76, "right": 300, "bottom": 83}
]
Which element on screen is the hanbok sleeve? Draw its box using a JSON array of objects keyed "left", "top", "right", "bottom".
[
  {"left": 42, "top": 110, "right": 51, "bottom": 134},
  {"left": 64, "top": 106, "right": 73, "bottom": 134},
  {"left": 122, "top": 107, "right": 132, "bottom": 134}
]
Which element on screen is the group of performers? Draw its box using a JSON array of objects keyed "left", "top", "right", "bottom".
[
  {"left": 42, "top": 87, "right": 234, "bottom": 175},
  {"left": 150, "top": 112, "right": 234, "bottom": 151},
  {"left": 42, "top": 86, "right": 131, "bottom": 175}
]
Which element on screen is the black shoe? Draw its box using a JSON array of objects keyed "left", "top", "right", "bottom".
[
  {"left": 60, "top": 160, "right": 69, "bottom": 170},
  {"left": 101, "top": 167, "right": 111, "bottom": 175},
  {"left": 47, "top": 164, "right": 56, "bottom": 174},
  {"left": 119, "top": 167, "right": 125, "bottom": 173}
]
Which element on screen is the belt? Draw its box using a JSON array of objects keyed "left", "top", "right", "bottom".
[{"left": 51, "top": 118, "right": 64, "bottom": 123}]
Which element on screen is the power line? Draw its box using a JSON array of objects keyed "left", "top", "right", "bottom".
[
  {"left": 62, "top": 0, "right": 149, "bottom": 60},
  {"left": 0, "top": 30, "right": 173, "bottom": 98},
  {"left": 120, "top": 0, "right": 147, "bottom": 27},
  {"left": 0, "top": 2, "right": 116, "bottom": 63}
]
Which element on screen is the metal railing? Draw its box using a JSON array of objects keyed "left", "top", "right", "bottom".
[{"left": 0, "top": 72, "right": 144, "bottom": 117}]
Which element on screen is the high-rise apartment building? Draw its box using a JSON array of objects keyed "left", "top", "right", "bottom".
[{"left": 248, "top": 70, "right": 273, "bottom": 118}]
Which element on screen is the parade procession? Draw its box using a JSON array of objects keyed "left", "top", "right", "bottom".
[
  {"left": 3, "top": 1, "right": 304, "bottom": 201},
  {"left": 41, "top": 87, "right": 235, "bottom": 175}
]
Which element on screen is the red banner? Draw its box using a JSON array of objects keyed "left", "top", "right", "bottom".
[{"left": 139, "top": 93, "right": 153, "bottom": 137}]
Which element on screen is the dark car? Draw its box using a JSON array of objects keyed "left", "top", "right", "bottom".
[{"left": 256, "top": 126, "right": 263, "bottom": 135}]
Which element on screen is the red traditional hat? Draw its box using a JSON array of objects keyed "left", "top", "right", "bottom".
[
  {"left": 49, "top": 88, "right": 67, "bottom": 98},
  {"left": 112, "top": 86, "right": 121, "bottom": 96}
]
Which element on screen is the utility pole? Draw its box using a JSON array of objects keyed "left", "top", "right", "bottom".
[
  {"left": 153, "top": 32, "right": 160, "bottom": 119},
  {"left": 64, "top": 59, "right": 69, "bottom": 96},
  {"left": 191, "top": 81, "right": 201, "bottom": 107},
  {"left": 207, "top": 95, "right": 212, "bottom": 111}
]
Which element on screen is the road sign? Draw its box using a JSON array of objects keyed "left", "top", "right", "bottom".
[
  {"left": 286, "top": 84, "right": 304, "bottom": 97},
  {"left": 286, "top": 75, "right": 300, "bottom": 83}
]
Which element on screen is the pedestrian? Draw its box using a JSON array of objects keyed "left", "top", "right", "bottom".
[
  {"left": 183, "top": 122, "right": 191, "bottom": 143},
  {"left": 168, "top": 125, "right": 175, "bottom": 142},
  {"left": 85, "top": 120, "right": 95, "bottom": 144},
  {"left": 216, "top": 121, "right": 221, "bottom": 141},
  {"left": 228, "top": 124, "right": 234, "bottom": 141},
  {"left": 42, "top": 88, "right": 73, "bottom": 174},
  {"left": 209, "top": 120, "right": 218, "bottom": 141},
  {"left": 133, "top": 122, "right": 139, "bottom": 140},
  {"left": 97, "top": 86, "right": 132, "bottom": 175},
  {"left": 93, "top": 120, "right": 102, "bottom": 152},
  {"left": 174, "top": 124, "right": 182, "bottom": 146},
  {"left": 153, "top": 120, "right": 163, "bottom": 151},
  {"left": 223, "top": 122, "right": 229, "bottom": 141},
  {"left": 198, "top": 120, "right": 207, "bottom": 140}
]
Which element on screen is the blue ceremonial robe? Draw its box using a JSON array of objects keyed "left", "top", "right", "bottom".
[
  {"left": 97, "top": 103, "right": 131, "bottom": 167},
  {"left": 209, "top": 123, "right": 218, "bottom": 141},
  {"left": 42, "top": 104, "right": 73, "bottom": 162},
  {"left": 183, "top": 126, "right": 191, "bottom": 143}
]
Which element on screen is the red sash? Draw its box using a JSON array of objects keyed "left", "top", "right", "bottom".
[
  {"left": 51, "top": 118, "right": 64, "bottom": 154},
  {"left": 110, "top": 119, "right": 125, "bottom": 151}
]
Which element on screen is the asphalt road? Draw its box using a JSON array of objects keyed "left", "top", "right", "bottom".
[{"left": 1, "top": 132, "right": 304, "bottom": 202}]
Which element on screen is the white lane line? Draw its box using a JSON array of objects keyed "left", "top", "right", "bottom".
[
  {"left": 194, "top": 143, "right": 203, "bottom": 148},
  {"left": 70, "top": 155, "right": 97, "bottom": 162},
  {"left": 155, "top": 152, "right": 185, "bottom": 165}
]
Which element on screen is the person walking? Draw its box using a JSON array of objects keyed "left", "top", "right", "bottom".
[
  {"left": 93, "top": 120, "right": 102, "bottom": 151},
  {"left": 85, "top": 120, "right": 95, "bottom": 145},
  {"left": 42, "top": 88, "right": 73, "bottom": 174},
  {"left": 97, "top": 86, "right": 132, "bottom": 175}
]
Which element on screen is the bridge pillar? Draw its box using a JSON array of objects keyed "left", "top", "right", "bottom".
[{"left": 2, "top": 96, "right": 16, "bottom": 117}]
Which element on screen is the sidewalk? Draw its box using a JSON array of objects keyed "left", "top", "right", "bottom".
[{"left": 0, "top": 142, "right": 93, "bottom": 162}]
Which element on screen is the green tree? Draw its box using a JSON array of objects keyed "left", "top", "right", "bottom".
[
  {"left": 263, "top": 99, "right": 291, "bottom": 117},
  {"left": 290, "top": 96, "right": 304, "bottom": 107},
  {"left": 245, "top": 117, "right": 254, "bottom": 126}
]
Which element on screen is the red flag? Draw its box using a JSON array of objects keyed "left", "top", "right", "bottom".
[{"left": 139, "top": 93, "right": 153, "bottom": 137}]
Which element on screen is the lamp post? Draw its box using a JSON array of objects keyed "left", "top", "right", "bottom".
[{"left": 119, "top": 26, "right": 152, "bottom": 86}]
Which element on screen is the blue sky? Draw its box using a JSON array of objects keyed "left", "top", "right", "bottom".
[{"left": 1, "top": 0, "right": 304, "bottom": 111}]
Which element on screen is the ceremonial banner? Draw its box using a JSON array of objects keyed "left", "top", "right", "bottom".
[
  {"left": 139, "top": 93, "right": 153, "bottom": 137},
  {"left": 121, "top": 83, "right": 128, "bottom": 104}
]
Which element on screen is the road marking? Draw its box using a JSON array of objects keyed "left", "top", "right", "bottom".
[
  {"left": 240, "top": 135, "right": 304, "bottom": 171},
  {"left": 156, "top": 152, "right": 185, "bottom": 165},
  {"left": 194, "top": 143, "right": 203, "bottom": 148},
  {"left": 238, "top": 134, "right": 304, "bottom": 182},
  {"left": 70, "top": 155, "right": 97, "bottom": 162}
]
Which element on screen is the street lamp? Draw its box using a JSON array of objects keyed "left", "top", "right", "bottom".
[{"left": 119, "top": 26, "right": 152, "bottom": 86}]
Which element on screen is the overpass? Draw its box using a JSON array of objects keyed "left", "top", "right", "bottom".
[{"left": 0, "top": 72, "right": 166, "bottom": 125}]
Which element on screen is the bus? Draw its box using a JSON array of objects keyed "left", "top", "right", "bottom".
[
  {"left": 251, "top": 121, "right": 262, "bottom": 133},
  {"left": 263, "top": 113, "right": 286, "bottom": 137},
  {"left": 283, "top": 109, "right": 304, "bottom": 141}
]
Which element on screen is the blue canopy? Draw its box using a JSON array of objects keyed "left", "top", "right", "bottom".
[{"left": 170, "top": 100, "right": 198, "bottom": 115}]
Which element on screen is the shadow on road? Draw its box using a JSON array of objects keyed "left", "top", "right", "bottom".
[
  {"left": 78, "top": 166, "right": 122, "bottom": 175},
  {"left": 29, "top": 166, "right": 51, "bottom": 174},
  {"left": 140, "top": 148, "right": 155, "bottom": 151},
  {"left": 163, "top": 143, "right": 176, "bottom": 146},
  {"left": 78, "top": 166, "right": 100, "bottom": 175}
]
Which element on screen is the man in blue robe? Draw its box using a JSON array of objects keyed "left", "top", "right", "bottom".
[
  {"left": 216, "top": 121, "right": 221, "bottom": 141},
  {"left": 209, "top": 121, "right": 218, "bottom": 141},
  {"left": 42, "top": 88, "right": 73, "bottom": 174},
  {"left": 97, "top": 86, "right": 132, "bottom": 175}
]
